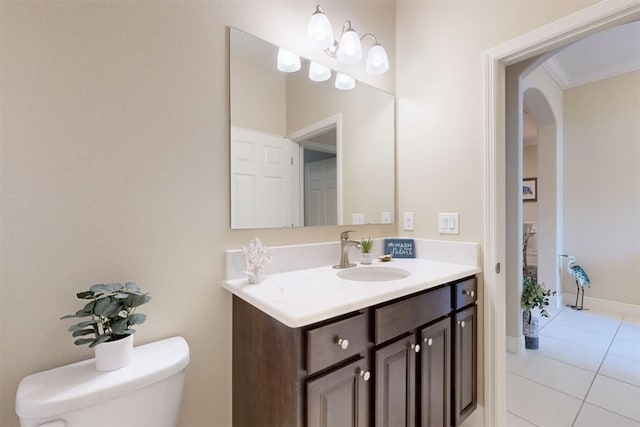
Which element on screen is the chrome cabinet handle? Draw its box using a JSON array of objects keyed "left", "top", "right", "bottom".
[
  {"left": 462, "top": 289, "right": 475, "bottom": 298},
  {"left": 461, "top": 321, "right": 466, "bottom": 328},
  {"left": 337, "top": 338, "right": 349, "bottom": 350},
  {"left": 410, "top": 343, "right": 421, "bottom": 353},
  {"left": 358, "top": 368, "right": 371, "bottom": 382},
  {"left": 424, "top": 337, "right": 433, "bottom": 346}
]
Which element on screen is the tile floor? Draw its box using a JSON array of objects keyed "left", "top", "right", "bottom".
[{"left": 506, "top": 303, "right": 640, "bottom": 427}]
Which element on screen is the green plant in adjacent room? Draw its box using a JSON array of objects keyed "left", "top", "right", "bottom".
[
  {"left": 521, "top": 275, "right": 554, "bottom": 324},
  {"left": 61, "top": 282, "right": 151, "bottom": 347}
]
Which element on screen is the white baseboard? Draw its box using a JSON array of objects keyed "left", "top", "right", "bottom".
[
  {"left": 505, "top": 335, "right": 524, "bottom": 354},
  {"left": 562, "top": 293, "right": 640, "bottom": 317}
]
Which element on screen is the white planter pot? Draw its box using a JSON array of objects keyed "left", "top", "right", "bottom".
[
  {"left": 94, "top": 334, "right": 134, "bottom": 372},
  {"left": 361, "top": 253, "right": 373, "bottom": 265},
  {"left": 522, "top": 311, "right": 540, "bottom": 350}
]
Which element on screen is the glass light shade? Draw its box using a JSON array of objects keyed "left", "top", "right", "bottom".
[
  {"left": 308, "top": 11, "right": 334, "bottom": 50},
  {"left": 366, "top": 44, "right": 389, "bottom": 75},
  {"left": 277, "top": 48, "right": 301, "bottom": 73},
  {"left": 309, "top": 61, "right": 331, "bottom": 82},
  {"left": 335, "top": 73, "right": 355, "bottom": 90},
  {"left": 337, "top": 29, "right": 362, "bottom": 64}
]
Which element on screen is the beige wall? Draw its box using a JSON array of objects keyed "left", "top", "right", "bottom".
[
  {"left": 563, "top": 71, "right": 640, "bottom": 305},
  {"left": 286, "top": 71, "right": 395, "bottom": 224},
  {"left": 230, "top": 56, "right": 286, "bottom": 135},
  {"left": 505, "top": 64, "right": 564, "bottom": 346},
  {"left": 523, "top": 66, "right": 564, "bottom": 297},
  {"left": 0, "top": 2, "right": 395, "bottom": 426},
  {"left": 1, "top": 0, "right": 600, "bottom": 426},
  {"left": 395, "top": 0, "right": 594, "bottom": 241},
  {"left": 396, "top": 0, "right": 596, "bottom": 394}
]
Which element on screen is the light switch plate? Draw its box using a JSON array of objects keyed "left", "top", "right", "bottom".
[
  {"left": 438, "top": 213, "right": 459, "bottom": 234},
  {"left": 352, "top": 213, "right": 365, "bottom": 225},
  {"left": 381, "top": 212, "right": 392, "bottom": 224}
]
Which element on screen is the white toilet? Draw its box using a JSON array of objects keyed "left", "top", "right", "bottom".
[{"left": 16, "top": 336, "right": 190, "bottom": 427}]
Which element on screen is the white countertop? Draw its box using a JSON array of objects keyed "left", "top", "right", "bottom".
[{"left": 223, "top": 258, "right": 481, "bottom": 328}]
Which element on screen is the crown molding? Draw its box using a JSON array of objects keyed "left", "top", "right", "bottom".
[{"left": 542, "top": 57, "right": 570, "bottom": 89}]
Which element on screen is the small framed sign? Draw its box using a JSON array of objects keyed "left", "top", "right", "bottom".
[{"left": 384, "top": 239, "right": 415, "bottom": 258}]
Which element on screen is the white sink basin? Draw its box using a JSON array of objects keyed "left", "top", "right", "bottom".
[{"left": 337, "top": 267, "right": 410, "bottom": 282}]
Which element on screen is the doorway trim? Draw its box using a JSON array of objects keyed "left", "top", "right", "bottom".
[
  {"left": 482, "top": 2, "right": 640, "bottom": 427},
  {"left": 289, "top": 114, "right": 343, "bottom": 226}
]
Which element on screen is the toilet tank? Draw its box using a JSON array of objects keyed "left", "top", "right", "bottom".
[{"left": 16, "top": 336, "right": 190, "bottom": 427}]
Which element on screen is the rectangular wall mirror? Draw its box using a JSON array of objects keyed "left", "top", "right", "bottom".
[{"left": 230, "top": 27, "right": 395, "bottom": 229}]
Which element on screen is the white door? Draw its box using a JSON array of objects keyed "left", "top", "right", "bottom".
[
  {"left": 304, "top": 158, "right": 337, "bottom": 226},
  {"left": 231, "top": 127, "right": 293, "bottom": 228}
]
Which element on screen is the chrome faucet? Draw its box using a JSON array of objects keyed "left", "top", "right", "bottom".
[{"left": 333, "top": 230, "right": 361, "bottom": 269}]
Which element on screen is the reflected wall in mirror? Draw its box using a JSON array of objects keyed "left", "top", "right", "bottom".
[{"left": 230, "top": 27, "right": 395, "bottom": 229}]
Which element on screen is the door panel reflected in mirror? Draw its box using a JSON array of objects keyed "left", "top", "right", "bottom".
[{"left": 230, "top": 27, "right": 395, "bottom": 229}]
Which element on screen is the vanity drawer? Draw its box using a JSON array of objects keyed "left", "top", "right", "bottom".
[
  {"left": 453, "top": 277, "right": 477, "bottom": 310},
  {"left": 374, "top": 286, "right": 451, "bottom": 345},
  {"left": 306, "top": 313, "right": 368, "bottom": 374}
]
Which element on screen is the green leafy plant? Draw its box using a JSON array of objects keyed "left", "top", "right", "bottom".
[
  {"left": 360, "top": 238, "right": 375, "bottom": 254},
  {"left": 61, "top": 282, "right": 151, "bottom": 347},
  {"left": 521, "top": 276, "right": 555, "bottom": 324}
]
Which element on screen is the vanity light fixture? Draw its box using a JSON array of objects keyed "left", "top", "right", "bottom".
[
  {"left": 335, "top": 72, "right": 355, "bottom": 90},
  {"left": 365, "top": 38, "right": 390, "bottom": 75},
  {"left": 308, "top": 5, "right": 389, "bottom": 75},
  {"left": 336, "top": 21, "right": 362, "bottom": 64},
  {"left": 309, "top": 61, "right": 331, "bottom": 82},
  {"left": 277, "top": 47, "right": 301, "bottom": 72}
]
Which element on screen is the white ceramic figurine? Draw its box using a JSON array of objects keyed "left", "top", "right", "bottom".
[{"left": 242, "top": 237, "right": 271, "bottom": 284}]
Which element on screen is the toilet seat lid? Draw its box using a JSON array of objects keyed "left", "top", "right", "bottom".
[{"left": 16, "top": 336, "right": 190, "bottom": 419}]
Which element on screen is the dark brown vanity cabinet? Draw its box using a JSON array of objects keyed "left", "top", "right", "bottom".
[
  {"left": 232, "top": 275, "right": 477, "bottom": 427},
  {"left": 373, "top": 286, "right": 452, "bottom": 427},
  {"left": 306, "top": 313, "right": 371, "bottom": 427},
  {"left": 374, "top": 319, "right": 452, "bottom": 427},
  {"left": 452, "top": 278, "right": 478, "bottom": 427},
  {"left": 420, "top": 317, "right": 452, "bottom": 427},
  {"left": 307, "top": 356, "right": 371, "bottom": 427},
  {"left": 375, "top": 334, "right": 419, "bottom": 427}
]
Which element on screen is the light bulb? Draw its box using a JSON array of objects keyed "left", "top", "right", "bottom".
[
  {"left": 308, "top": 9, "right": 334, "bottom": 50},
  {"left": 337, "top": 28, "right": 362, "bottom": 64},
  {"left": 335, "top": 73, "right": 355, "bottom": 90},
  {"left": 309, "top": 61, "right": 331, "bottom": 82},
  {"left": 366, "top": 44, "right": 389, "bottom": 75},
  {"left": 277, "top": 48, "right": 301, "bottom": 73}
]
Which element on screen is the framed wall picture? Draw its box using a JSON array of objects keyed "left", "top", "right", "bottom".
[{"left": 523, "top": 178, "right": 537, "bottom": 202}]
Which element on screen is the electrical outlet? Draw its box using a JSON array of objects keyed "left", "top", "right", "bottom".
[
  {"left": 381, "top": 212, "right": 392, "bottom": 224},
  {"left": 403, "top": 212, "right": 414, "bottom": 231},
  {"left": 352, "top": 213, "right": 365, "bottom": 225}
]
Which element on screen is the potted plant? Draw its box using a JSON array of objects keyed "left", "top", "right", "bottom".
[
  {"left": 61, "top": 282, "right": 151, "bottom": 371},
  {"left": 520, "top": 275, "right": 554, "bottom": 349},
  {"left": 360, "top": 238, "right": 375, "bottom": 265}
]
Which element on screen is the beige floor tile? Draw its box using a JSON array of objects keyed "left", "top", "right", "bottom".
[{"left": 586, "top": 375, "right": 640, "bottom": 422}]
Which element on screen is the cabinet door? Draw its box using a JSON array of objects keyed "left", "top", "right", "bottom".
[
  {"left": 453, "top": 305, "right": 477, "bottom": 427},
  {"left": 307, "top": 357, "right": 371, "bottom": 427},
  {"left": 375, "top": 335, "right": 418, "bottom": 427},
  {"left": 420, "top": 317, "right": 451, "bottom": 427}
]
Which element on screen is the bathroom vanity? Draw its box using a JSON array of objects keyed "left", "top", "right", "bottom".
[{"left": 224, "top": 255, "right": 479, "bottom": 427}]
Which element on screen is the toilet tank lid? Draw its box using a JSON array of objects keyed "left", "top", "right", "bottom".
[{"left": 16, "top": 336, "right": 190, "bottom": 419}]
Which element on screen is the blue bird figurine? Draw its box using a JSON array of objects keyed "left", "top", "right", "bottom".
[{"left": 561, "top": 254, "right": 591, "bottom": 310}]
